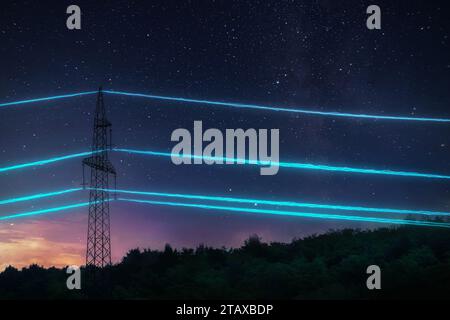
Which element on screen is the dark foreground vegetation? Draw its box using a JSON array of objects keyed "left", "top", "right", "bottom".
[{"left": 1, "top": 226, "right": 449, "bottom": 299}]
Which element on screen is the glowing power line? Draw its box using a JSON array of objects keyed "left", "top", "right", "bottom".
[
  {"left": 0, "top": 199, "right": 113, "bottom": 221},
  {"left": 0, "top": 151, "right": 93, "bottom": 173},
  {"left": 114, "top": 148, "right": 450, "bottom": 180},
  {"left": 1, "top": 90, "right": 450, "bottom": 123},
  {"left": 118, "top": 198, "right": 450, "bottom": 229},
  {"left": 0, "top": 91, "right": 97, "bottom": 108},
  {"left": 0, "top": 202, "right": 90, "bottom": 221},
  {"left": 101, "top": 188, "right": 450, "bottom": 217},
  {"left": 0, "top": 188, "right": 81, "bottom": 205},
  {"left": 103, "top": 90, "right": 450, "bottom": 123},
  {"left": 0, "top": 197, "right": 448, "bottom": 229},
  {"left": 1, "top": 148, "right": 450, "bottom": 180},
  {"left": 1, "top": 187, "right": 449, "bottom": 217}
]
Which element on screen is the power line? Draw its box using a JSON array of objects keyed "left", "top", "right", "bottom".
[
  {"left": 104, "top": 90, "right": 450, "bottom": 123},
  {"left": 0, "top": 91, "right": 96, "bottom": 108},
  {"left": 1, "top": 89, "right": 450, "bottom": 123},
  {"left": 116, "top": 148, "right": 450, "bottom": 180},
  {"left": 0, "top": 201, "right": 91, "bottom": 221},
  {"left": 0, "top": 151, "right": 93, "bottom": 173},
  {"left": 102, "top": 188, "right": 450, "bottom": 217},
  {"left": 1, "top": 197, "right": 448, "bottom": 228},
  {"left": 2, "top": 187, "right": 450, "bottom": 217},
  {"left": 1, "top": 148, "right": 450, "bottom": 180},
  {"left": 120, "top": 198, "right": 450, "bottom": 229},
  {"left": 0, "top": 188, "right": 81, "bottom": 205}
]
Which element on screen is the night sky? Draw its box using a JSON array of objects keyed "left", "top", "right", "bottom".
[{"left": 1, "top": 0, "right": 449, "bottom": 269}]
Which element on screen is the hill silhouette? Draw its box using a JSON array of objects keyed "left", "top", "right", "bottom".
[{"left": 0, "top": 226, "right": 449, "bottom": 299}]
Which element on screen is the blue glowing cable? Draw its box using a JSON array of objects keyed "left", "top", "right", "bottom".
[
  {"left": 113, "top": 148, "right": 450, "bottom": 180},
  {"left": 0, "top": 188, "right": 82, "bottom": 205},
  {"left": 103, "top": 90, "right": 450, "bottom": 123},
  {"left": 1, "top": 148, "right": 449, "bottom": 180},
  {"left": 1, "top": 187, "right": 448, "bottom": 217},
  {"left": 0, "top": 202, "right": 90, "bottom": 221},
  {"left": 0, "top": 199, "right": 112, "bottom": 221},
  {"left": 119, "top": 198, "right": 450, "bottom": 228},
  {"left": 0, "top": 150, "right": 99, "bottom": 173},
  {"left": 0, "top": 196, "right": 448, "bottom": 228},
  {"left": 98, "top": 188, "right": 450, "bottom": 217},
  {"left": 1, "top": 90, "right": 449, "bottom": 122},
  {"left": 0, "top": 91, "right": 97, "bottom": 108}
]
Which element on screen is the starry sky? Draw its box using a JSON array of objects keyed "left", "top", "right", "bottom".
[{"left": 0, "top": 0, "right": 449, "bottom": 269}]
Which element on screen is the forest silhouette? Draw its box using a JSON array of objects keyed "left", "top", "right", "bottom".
[{"left": 0, "top": 226, "right": 449, "bottom": 299}]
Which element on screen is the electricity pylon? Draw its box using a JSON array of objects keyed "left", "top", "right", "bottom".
[{"left": 82, "top": 86, "right": 116, "bottom": 268}]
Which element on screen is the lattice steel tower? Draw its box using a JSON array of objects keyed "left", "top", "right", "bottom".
[{"left": 83, "top": 86, "right": 116, "bottom": 268}]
